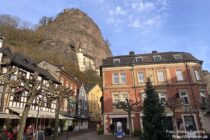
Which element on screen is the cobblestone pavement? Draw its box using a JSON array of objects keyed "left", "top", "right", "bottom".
[{"left": 46, "top": 129, "right": 139, "bottom": 140}]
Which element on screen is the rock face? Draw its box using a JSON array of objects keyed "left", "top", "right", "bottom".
[{"left": 38, "top": 8, "right": 112, "bottom": 68}]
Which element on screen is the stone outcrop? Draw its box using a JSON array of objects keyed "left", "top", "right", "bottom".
[{"left": 38, "top": 8, "right": 112, "bottom": 68}]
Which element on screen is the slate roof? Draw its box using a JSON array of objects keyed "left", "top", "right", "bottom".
[
  {"left": 84, "top": 84, "right": 96, "bottom": 93},
  {"left": 0, "top": 47, "right": 60, "bottom": 83},
  {"left": 101, "top": 51, "right": 202, "bottom": 67}
]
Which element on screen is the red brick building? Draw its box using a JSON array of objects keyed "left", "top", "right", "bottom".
[
  {"left": 38, "top": 61, "right": 80, "bottom": 130},
  {"left": 101, "top": 51, "right": 210, "bottom": 134}
]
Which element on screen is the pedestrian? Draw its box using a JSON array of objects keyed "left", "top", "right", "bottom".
[
  {"left": 58, "top": 126, "right": 61, "bottom": 135},
  {"left": 25, "top": 125, "right": 33, "bottom": 140}
]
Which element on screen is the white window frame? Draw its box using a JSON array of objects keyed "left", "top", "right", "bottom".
[
  {"left": 179, "top": 90, "right": 190, "bottom": 105},
  {"left": 60, "top": 77, "right": 64, "bottom": 86},
  {"left": 113, "top": 94, "right": 120, "bottom": 104},
  {"left": 176, "top": 70, "right": 184, "bottom": 81},
  {"left": 65, "top": 81, "right": 69, "bottom": 88},
  {"left": 194, "top": 70, "right": 201, "bottom": 81},
  {"left": 138, "top": 72, "right": 144, "bottom": 83},
  {"left": 157, "top": 71, "right": 165, "bottom": 82},
  {"left": 120, "top": 73, "right": 126, "bottom": 84},
  {"left": 159, "top": 93, "right": 167, "bottom": 104},
  {"left": 141, "top": 93, "right": 146, "bottom": 102},
  {"left": 135, "top": 57, "right": 143, "bottom": 62},
  {"left": 199, "top": 90, "right": 206, "bottom": 104},
  {"left": 112, "top": 73, "right": 119, "bottom": 84},
  {"left": 153, "top": 55, "right": 162, "bottom": 61},
  {"left": 112, "top": 92, "right": 129, "bottom": 104},
  {"left": 182, "top": 114, "right": 198, "bottom": 131},
  {"left": 174, "top": 54, "right": 183, "bottom": 60},
  {"left": 112, "top": 72, "right": 126, "bottom": 84},
  {"left": 113, "top": 58, "right": 120, "bottom": 64}
]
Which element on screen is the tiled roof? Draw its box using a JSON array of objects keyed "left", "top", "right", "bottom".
[
  {"left": 102, "top": 51, "right": 202, "bottom": 67},
  {"left": 0, "top": 47, "right": 60, "bottom": 83}
]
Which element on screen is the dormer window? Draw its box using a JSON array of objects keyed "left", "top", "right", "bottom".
[
  {"left": 153, "top": 55, "right": 162, "bottom": 61},
  {"left": 113, "top": 58, "right": 120, "bottom": 64},
  {"left": 135, "top": 57, "right": 143, "bottom": 62},
  {"left": 174, "top": 54, "right": 183, "bottom": 60},
  {"left": 23, "top": 59, "right": 28, "bottom": 64}
]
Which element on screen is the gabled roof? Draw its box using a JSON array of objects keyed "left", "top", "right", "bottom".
[
  {"left": 84, "top": 83, "right": 97, "bottom": 93},
  {"left": 38, "top": 60, "right": 80, "bottom": 85},
  {"left": 0, "top": 47, "right": 60, "bottom": 83},
  {"left": 102, "top": 51, "right": 202, "bottom": 67}
]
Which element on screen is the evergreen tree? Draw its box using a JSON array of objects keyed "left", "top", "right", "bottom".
[{"left": 142, "top": 78, "right": 168, "bottom": 140}]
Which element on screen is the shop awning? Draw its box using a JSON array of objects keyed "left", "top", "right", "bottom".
[
  {"left": 0, "top": 113, "right": 19, "bottom": 119},
  {"left": 9, "top": 108, "right": 69, "bottom": 119}
]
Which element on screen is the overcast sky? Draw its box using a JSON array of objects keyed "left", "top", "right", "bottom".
[{"left": 0, "top": 0, "right": 210, "bottom": 70}]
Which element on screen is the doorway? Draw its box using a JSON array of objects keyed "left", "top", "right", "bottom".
[{"left": 112, "top": 118, "right": 127, "bottom": 132}]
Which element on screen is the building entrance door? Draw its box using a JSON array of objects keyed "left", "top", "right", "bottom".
[
  {"left": 112, "top": 118, "right": 127, "bottom": 132},
  {"left": 183, "top": 116, "right": 197, "bottom": 131}
]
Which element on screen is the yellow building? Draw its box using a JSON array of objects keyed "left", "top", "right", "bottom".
[{"left": 86, "top": 84, "right": 102, "bottom": 123}]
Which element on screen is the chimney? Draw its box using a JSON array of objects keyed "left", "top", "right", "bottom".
[
  {"left": 0, "top": 37, "right": 3, "bottom": 48},
  {"left": 129, "top": 51, "right": 135, "bottom": 56},
  {"left": 152, "top": 50, "right": 158, "bottom": 54}
]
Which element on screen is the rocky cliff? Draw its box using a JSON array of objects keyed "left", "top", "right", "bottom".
[{"left": 37, "top": 8, "right": 112, "bottom": 68}]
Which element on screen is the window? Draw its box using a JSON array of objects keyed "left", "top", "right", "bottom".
[
  {"left": 135, "top": 57, "right": 143, "bottom": 62},
  {"left": 153, "top": 55, "right": 162, "bottom": 61},
  {"left": 138, "top": 72, "right": 144, "bottom": 83},
  {"left": 13, "top": 93, "right": 21, "bottom": 102},
  {"left": 91, "top": 94, "right": 95, "bottom": 100},
  {"left": 66, "top": 81, "right": 69, "bottom": 88},
  {"left": 120, "top": 73, "right": 126, "bottom": 84},
  {"left": 121, "top": 93, "right": 128, "bottom": 102},
  {"left": 179, "top": 91, "right": 189, "bottom": 105},
  {"left": 159, "top": 93, "right": 167, "bottom": 104},
  {"left": 60, "top": 77, "right": 64, "bottom": 86},
  {"left": 174, "top": 54, "right": 183, "bottom": 60},
  {"left": 157, "top": 71, "right": 165, "bottom": 82},
  {"left": 195, "top": 70, "right": 201, "bottom": 80},
  {"left": 112, "top": 73, "right": 126, "bottom": 84},
  {"left": 200, "top": 91, "right": 206, "bottom": 104},
  {"left": 113, "top": 73, "right": 119, "bottom": 84},
  {"left": 113, "top": 59, "right": 120, "bottom": 64},
  {"left": 176, "top": 70, "right": 184, "bottom": 81},
  {"left": 112, "top": 92, "right": 129, "bottom": 104},
  {"left": 18, "top": 70, "right": 26, "bottom": 78},
  {"left": 74, "top": 88, "right": 77, "bottom": 96},
  {"left": 141, "top": 93, "right": 146, "bottom": 102},
  {"left": 10, "top": 74, "right": 17, "bottom": 81},
  {"left": 113, "top": 94, "right": 120, "bottom": 103},
  {"left": 13, "top": 87, "right": 23, "bottom": 102},
  {"left": 46, "top": 98, "right": 52, "bottom": 108},
  {"left": 183, "top": 116, "right": 197, "bottom": 131}
]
